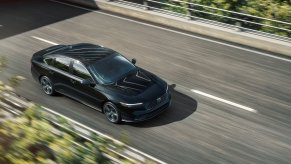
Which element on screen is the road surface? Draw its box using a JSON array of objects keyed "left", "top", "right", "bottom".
[{"left": 1, "top": 0, "right": 291, "bottom": 163}]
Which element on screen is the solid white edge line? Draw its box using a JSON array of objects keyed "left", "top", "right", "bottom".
[
  {"left": 42, "top": 106, "right": 167, "bottom": 164},
  {"left": 31, "top": 36, "right": 58, "bottom": 45},
  {"left": 191, "top": 89, "right": 257, "bottom": 113},
  {"left": 49, "top": 0, "right": 291, "bottom": 63}
]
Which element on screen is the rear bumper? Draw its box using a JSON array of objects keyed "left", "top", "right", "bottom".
[{"left": 31, "top": 64, "right": 40, "bottom": 82}]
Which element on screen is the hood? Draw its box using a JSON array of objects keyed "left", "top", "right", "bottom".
[
  {"left": 104, "top": 68, "right": 166, "bottom": 97},
  {"left": 115, "top": 69, "right": 154, "bottom": 94}
]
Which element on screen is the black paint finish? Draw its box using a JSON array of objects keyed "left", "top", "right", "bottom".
[{"left": 31, "top": 43, "right": 171, "bottom": 123}]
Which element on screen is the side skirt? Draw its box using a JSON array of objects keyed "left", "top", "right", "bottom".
[{"left": 55, "top": 90, "right": 103, "bottom": 113}]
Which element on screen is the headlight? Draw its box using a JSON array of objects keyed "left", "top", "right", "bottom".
[
  {"left": 120, "top": 102, "right": 143, "bottom": 107},
  {"left": 166, "top": 84, "right": 169, "bottom": 92}
]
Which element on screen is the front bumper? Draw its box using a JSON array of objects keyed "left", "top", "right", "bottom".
[{"left": 121, "top": 93, "right": 172, "bottom": 122}]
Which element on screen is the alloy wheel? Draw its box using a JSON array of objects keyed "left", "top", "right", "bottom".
[
  {"left": 40, "top": 76, "right": 53, "bottom": 95},
  {"left": 103, "top": 103, "right": 120, "bottom": 123}
]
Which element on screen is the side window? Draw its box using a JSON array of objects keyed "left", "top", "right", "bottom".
[
  {"left": 54, "top": 57, "right": 71, "bottom": 72},
  {"left": 44, "top": 58, "right": 54, "bottom": 66},
  {"left": 72, "top": 60, "right": 91, "bottom": 79}
]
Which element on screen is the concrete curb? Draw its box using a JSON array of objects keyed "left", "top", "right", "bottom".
[{"left": 63, "top": 0, "right": 291, "bottom": 57}]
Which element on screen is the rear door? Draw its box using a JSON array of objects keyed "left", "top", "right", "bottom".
[{"left": 50, "top": 56, "right": 74, "bottom": 96}]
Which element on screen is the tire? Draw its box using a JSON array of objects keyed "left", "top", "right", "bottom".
[
  {"left": 103, "top": 102, "right": 121, "bottom": 124},
  {"left": 40, "top": 76, "right": 55, "bottom": 96}
]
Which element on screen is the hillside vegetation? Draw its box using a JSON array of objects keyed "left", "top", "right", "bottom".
[{"left": 155, "top": 0, "right": 291, "bottom": 37}]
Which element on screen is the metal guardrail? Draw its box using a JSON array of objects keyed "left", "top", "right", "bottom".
[
  {"left": 0, "top": 91, "right": 165, "bottom": 164},
  {"left": 109, "top": 0, "right": 291, "bottom": 42}
]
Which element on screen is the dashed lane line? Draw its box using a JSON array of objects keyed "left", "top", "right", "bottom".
[{"left": 191, "top": 89, "right": 257, "bottom": 113}]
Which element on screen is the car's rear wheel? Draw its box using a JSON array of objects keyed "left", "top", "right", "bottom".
[
  {"left": 103, "top": 102, "right": 121, "bottom": 124},
  {"left": 40, "top": 76, "right": 55, "bottom": 96}
]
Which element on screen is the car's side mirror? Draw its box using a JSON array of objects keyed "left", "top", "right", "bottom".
[
  {"left": 131, "top": 58, "right": 136, "bottom": 65},
  {"left": 81, "top": 78, "right": 95, "bottom": 87}
]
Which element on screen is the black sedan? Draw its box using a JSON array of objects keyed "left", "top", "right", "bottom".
[{"left": 31, "top": 43, "right": 171, "bottom": 123}]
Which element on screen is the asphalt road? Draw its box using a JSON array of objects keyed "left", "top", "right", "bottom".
[{"left": 1, "top": 0, "right": 291, "bottom": 163}]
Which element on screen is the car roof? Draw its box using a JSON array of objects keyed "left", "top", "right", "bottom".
[{"left": 50, "top": 43, "right": 115, "bottom": 65}]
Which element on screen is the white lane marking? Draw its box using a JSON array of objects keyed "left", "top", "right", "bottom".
[
  {"left": 191, "top": 89, "right": 257, "bottom": 113},
  {"left": 49, "top": 0, "right": 291, "bottom": 63},
  {"left": 31, "top": 36, "right": 58, "bottom": 45}
]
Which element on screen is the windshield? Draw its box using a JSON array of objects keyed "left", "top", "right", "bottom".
[{"left": 89, "top": 53, "right": 136, "bottom": 84}]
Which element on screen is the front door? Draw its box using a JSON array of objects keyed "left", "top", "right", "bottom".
[{"left": 70, "top": 60, "right": 106, "bottom": 110}]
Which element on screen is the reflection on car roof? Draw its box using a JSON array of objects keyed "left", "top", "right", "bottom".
[{"left": 54, "top": 43, "right": 114, "bottom": 64}]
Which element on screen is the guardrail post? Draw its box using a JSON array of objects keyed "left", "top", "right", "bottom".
[
  {"left": 144, "top": 0, "right": 150, "bottom": 10},
  {"left": 235, "top": 22, "right": 243, "bottom": 32},
  {"left": 187, "top": 3, "right": 194, "bottom": 20}
]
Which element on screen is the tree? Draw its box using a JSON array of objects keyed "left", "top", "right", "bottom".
[
  {"left": 160, "top": 0, "right": 291, "bottom": 37},
  {"left": 239, "top": 0, "right": 291, "bottom": 36}
]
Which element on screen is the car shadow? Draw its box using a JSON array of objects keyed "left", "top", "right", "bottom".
[
  {"left": 125, "top": 84, "right": 198, "bottom": 127},
  {"left": 33, "top": 82, "right": 197, "bottom": 127},
  {"left": 0, "top": 0, "right": 97, "bottom": 40}
]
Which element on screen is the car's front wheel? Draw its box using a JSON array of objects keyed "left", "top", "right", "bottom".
[
  {"left": 103, "top": 102, "right": 121, "bottom": 124},
  {"left": 40, "top": 76, "right": 55, "bottom": 96}
]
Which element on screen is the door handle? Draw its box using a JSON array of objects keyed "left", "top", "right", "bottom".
[
  {"left": 70, "top": 79, "right": 76, "bottom": 84},
  {"left": 48, "top": 70, "right": 54, "bottom": 75}
]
